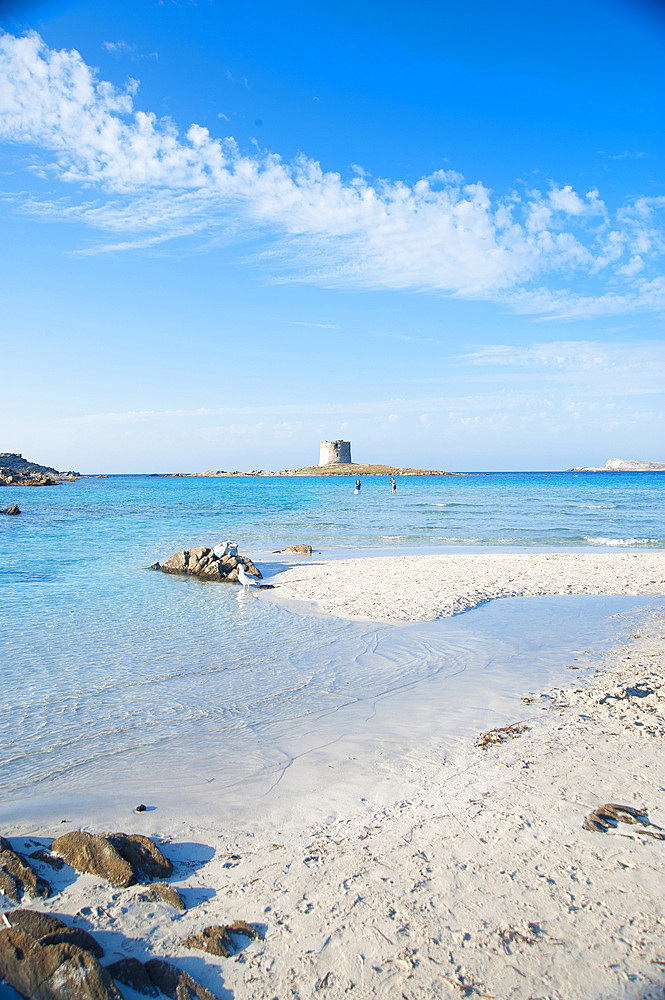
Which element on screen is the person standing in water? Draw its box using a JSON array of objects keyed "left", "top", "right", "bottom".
[
  {"left": 354, "top": 479, "right": 361, "bottom": 492},
  {"left": 390, "top": 476, "right": 396, "bottom": 493}
]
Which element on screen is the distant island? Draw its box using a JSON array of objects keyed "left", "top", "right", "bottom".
[
  {"left": 0, "top": 453, "right": 80, "bottom": 486},
  {"left": 160, "top": 463, "right": 458, "bottom": 478},
  {"left": 567, "top": 458, "right": 665, "bottom": 472}
]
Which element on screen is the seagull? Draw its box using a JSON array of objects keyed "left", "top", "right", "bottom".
[{"left": 237, "top": 563, "right": 259, "bottom": 587}]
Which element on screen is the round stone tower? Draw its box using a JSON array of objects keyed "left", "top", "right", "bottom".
[{"left": 319, "top": 440, "right": 352, "bottom": 466}]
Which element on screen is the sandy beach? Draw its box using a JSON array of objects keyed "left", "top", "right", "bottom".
[
  {"left": 3, "top": 553, "right": 665, "bottom": 999},
  {"left": 264, "top": 550, "right": 665, "bottom": 622}
]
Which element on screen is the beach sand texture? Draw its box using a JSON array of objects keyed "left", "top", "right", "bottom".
[
  {"left": 267, "top": 551, "right": 665, "bottom": 621},
  {"left": 3, "top": 554, "right": 665, "bottom": 999}
]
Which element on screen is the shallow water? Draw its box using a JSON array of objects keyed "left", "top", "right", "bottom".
[{"left": 0, "top": 473, "right": 662, "bottom": 825}]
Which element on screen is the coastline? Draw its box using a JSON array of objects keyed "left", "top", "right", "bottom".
[
  {"left": 3, "top": 549, "right": 665, "bottom": 998},
  {"left": 3, "top": 599, "right": 664, "bottom": 999}
]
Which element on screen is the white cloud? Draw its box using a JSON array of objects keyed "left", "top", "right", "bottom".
[
  {"left": 0, "top": 31, "right": 664, "bottom": 317},
  {"left": 455, "top": 339, "right": 665, "bottom": 380},
  {"left": 291, "top": 321, "right": 340, "bottom": 329},
  {"left": 102, "top": 41, "right": 158, "bottom": 61}
]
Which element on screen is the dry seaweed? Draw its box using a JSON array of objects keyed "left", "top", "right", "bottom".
[{"left": 475, "top": 724, "right": 529, "bottom": 749}]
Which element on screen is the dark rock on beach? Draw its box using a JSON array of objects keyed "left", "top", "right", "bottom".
[
  {"left": 181, "top": 921, "right": 263, "bottom": 957},
  {"left": 1, "top": 504, "right": 20, "bottom": 514},
  {"left": 0, "top": 843, "right": 51, "bottom": 901},
  {"left": 106, "top": 957, "right": 160, "bottom": 996},
  {"left": 583, "top": 802, "right": 664, "bottom": 837},
  {"left": 0, "top": 926, "right": 121, "bottom": 1000},
  {"left": 276, "top": 543, "right": 312, "bottom": 555},
  {"left": 6, "top": 910, "right": 103, "bottom": 959},
  {"left": 51, "top": 830, "right": 172, "bottom": 887},
  {"left": 156, "top": 545, "right": 262, "bottom": 583},
  {"left": 137, "top": 880, "right": 186, "bottom": 910},
  {"left": 144, "top": 958, "right": 220, "bottom": 1000}
]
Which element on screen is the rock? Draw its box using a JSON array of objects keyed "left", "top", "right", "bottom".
[
  {"left": 0, "top": 926, "right": 121, "bottom": 1000},
  {"left": 51, "top": 830, "right": 172, "bottom": 887},
  {"left": 277, "top": 544, "right": 312, "bottom": 555},
  {"left": 106, "top": 832, "right": 173, "bottom": 882},
  {"left": 1, "top": 505, "right": 20, "bottom": 515},
  {"left": 144, "top": 958, "right": 220, "bottom": 1000},
  {"left": 106, "top": 957, "right": 160, "bottom": 996},
  {"left": 137, "top": 881, "right": 186, "bottom": 910},
  {"left": 6, "top": 909, "right": 103, "bottom": 958},
  {"left": 0, "top": 846, "right": 51, "bottom": 901},
  {"left": 0, "top": 835, "right": 11, "bottom": 852},
  {"left": 159, "top": 546, "right": 262, "bottom": 583},
  {"left": 135, "top": 803, "right": 147, "bottom": 812},
  {"left": 181, "top": 921, "right": 262, "bottom": 957},
  {"left": 583, "top": 802, "right": 663, "bottom": 836},
  {"left": 29, "top": 849, "right": 64, "bottom": 870}
]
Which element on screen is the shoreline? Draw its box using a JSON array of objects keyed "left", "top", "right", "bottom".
[
  {"left": 3, "top": 551, "right": 665, "bottom": 998},
  {"left": 2, "top": 600, "right": 664, "bottom": 998},
  {"left": 262, "top": 550, "right": 665, "bottom": 623}
]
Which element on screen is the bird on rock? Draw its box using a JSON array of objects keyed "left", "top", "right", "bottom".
[{"left": 237, "top": 563, "right": 259, "bottom": 587}]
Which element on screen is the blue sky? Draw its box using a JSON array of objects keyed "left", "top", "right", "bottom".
[{"left": 0, "top": 0, "right": 663, "bottom": 472}]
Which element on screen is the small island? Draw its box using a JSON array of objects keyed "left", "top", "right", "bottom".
[
  {"left": 159, "top": 438, "right": 459, "bottom": 478},
  {"left": 568, "top": 458, "right": 665, "bottom": 472},
  {"left": 184, "top": 463, "right": 457, "bottom": 478}
]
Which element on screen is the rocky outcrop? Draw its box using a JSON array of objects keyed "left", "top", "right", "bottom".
[
  {"left": 154, "top": 546, "right": 262, "bottom": 583},
  {"left": 276, "top": 544, "right": 312, "bottom": 555},
  {"left": 51, "top": 830, "right": 172, "bottom": 887},
  {"left": 0, "top": 841, "right": 51, "bottom": 901},
  {"left": 1, "top": 504, "right": 20, "bottom": 515},
  {"left": 6, "top": 910, "right": 103, "bottom": 959},
  {"left": 143, "top": 958, "right": 220, "bottom": 1000},
  {"left": 0, "top": 926, "right": 120, "bottom": 1000},
  {"left": 0, "top": 453, "right": 80, "bottom": 486}
]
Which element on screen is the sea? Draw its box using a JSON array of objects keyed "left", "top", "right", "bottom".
[{"left": 1, "top": 471, "right": 664, "bottom": 829}]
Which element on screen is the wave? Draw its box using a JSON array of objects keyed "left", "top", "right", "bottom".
[
  {"left": 574, "top": 504, "right": 618, "bottom": 509},
  {"left": 583, "top": 536, "right": 662, "bottom": 547}
]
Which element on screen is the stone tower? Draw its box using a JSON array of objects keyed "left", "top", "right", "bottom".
[{"left": 319, "top": 440, "right": 352, "bottom": 466}]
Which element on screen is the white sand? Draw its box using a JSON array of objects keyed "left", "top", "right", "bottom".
[
  {"left": 3, "top": 554, "right": 665, "bottom": 999},
  {"left": 265, "top": 550, "right": 665, "bottom": 622}
]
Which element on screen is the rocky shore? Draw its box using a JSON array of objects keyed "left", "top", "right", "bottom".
[
  {"left": 0, "top": 453, "right": 80, "bottom": 486},
  {"left": 3, "top": 607, "right": 665, "bottom": 999}
]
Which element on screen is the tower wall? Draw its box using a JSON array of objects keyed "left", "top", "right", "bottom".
[{"left": 319, "top": 440, "right": 352, "bottom": 466}]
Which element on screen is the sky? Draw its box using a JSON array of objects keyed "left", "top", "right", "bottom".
[{"left": 0, "top": 0, "right": 663, "bottom": 473}]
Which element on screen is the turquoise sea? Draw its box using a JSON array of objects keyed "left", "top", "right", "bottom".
[{"left": 1, "top": 471, "right": 664, "bottom": 826}]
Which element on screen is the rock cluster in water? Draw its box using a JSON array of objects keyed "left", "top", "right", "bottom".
[{"left": 153, "top": 546, "right": 263, "bottom": 583}]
